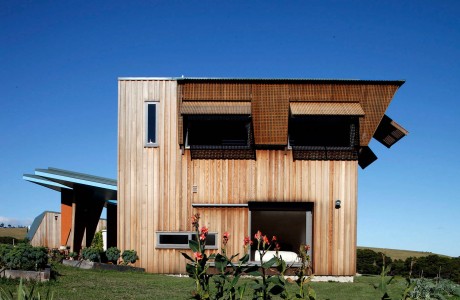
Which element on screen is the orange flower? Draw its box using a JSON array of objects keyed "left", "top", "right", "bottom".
[{"left": 194, "top": 252, "right": 203, "bottom": 261}]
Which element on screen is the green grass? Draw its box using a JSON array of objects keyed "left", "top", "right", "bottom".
[
  {"left": 0, "top": 264, "right": 415, "bottom": 300},
  {"left": 0, "top": 228, "right": 28, "bottom": 240}
]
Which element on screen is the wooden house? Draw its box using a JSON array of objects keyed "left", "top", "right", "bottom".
[{"left": 118, "top": 77, "right": 407, "bottom": 276}]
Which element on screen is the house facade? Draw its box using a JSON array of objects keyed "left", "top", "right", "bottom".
[{"left": 117, "top": 78, "right": 407, "bottom": 275}]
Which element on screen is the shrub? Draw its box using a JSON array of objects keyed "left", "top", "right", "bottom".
[
  {"left": 90, "top": 231, "right": 104, "bottom": 253},
  {"left": 68, "top": 252, "right": 78, "bottom": 260},
  {"left": 0, "top": 237, "right": 26, "bottom": 245},
  {"left": 106, "top": 247, "right": 120, "bottom": 264},
  {"left": 0, "top": 244, "right": 13, "bottom": 267},
  {"left": 2, "top": 243, "right": 48, "bottom": 271},
  {"left": 81, "top": 247, "right": 101, "bottom": 262},
  {"left": 356, "top": 249, "right": 392, "bottom": 275},
  {"left": 121, "top": 250, "right": 138, "bottom": 265}
]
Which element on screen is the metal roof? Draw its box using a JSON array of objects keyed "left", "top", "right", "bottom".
[
  {"left": 24, "top": 167, "right": 117, "bottom": 201},
  {"left": 118, "top": 77, "right": 405, "bottom": 86}
]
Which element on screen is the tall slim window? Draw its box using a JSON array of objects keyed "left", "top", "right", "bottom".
[{"left": 145, "top": 102, "right": 158, "bottom": 147}]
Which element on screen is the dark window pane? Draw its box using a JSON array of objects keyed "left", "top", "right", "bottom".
[
  {"left": 159, "top": 234, "right": 188, "bottom": 245},
  {"left": 290, "top": 117, "right": 356, "bottom": 147},
  {"left": 187, "top": 117, "right": 249, "bottom": 146},
  {"left": 147, "top": 104, "right": 156, "bottom": 144},
  {"left": 191, "top": 233, "right": 217, "bottom": 246}
]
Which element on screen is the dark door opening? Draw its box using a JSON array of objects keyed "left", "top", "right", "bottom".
[{"left": 249, "top": 202, "right": 313, "bottom": 261}]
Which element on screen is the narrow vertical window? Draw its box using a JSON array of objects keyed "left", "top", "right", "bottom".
[{"left": 146, "top": 102, "right": 158, "bottom": 146}]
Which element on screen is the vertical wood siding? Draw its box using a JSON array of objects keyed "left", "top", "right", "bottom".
[
  {"left": 118, "top": 79, "right": 357, "bottom": 275},
  {"left": 30, "top": 212, "right": 106, "bottom": 249}
]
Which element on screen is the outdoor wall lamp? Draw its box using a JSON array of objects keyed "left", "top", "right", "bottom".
[
  {"left": 335, "top": 200, "right": 341, "bottom": 209},
  {"left": 54, "top": 215, "right": 58, "bottom": 221}
]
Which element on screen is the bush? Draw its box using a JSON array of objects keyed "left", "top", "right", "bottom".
[
  {"left": 121, "top": 250, "right": 138, "bottom": 265},
  {"left": 90, "top": 231, "right": 104, "bottom": 253},
  {"left": 356, "top": 249, "right": 391, "bottom": 275},
  {"left": 81, "top": 247, "right": 101, "bottom": 262},
  {"left": 0, "top": 244, "right": 13, "bottom": 267},
  {"left": 106, "top": 247, "right": 120, "bottom": 264},
  {"left": 2, "top": 243, "right": 48, "bottom": 271},
  {"left": 0, "top": 237, "right": 26, "bottom": 245},
  {"left": 68, "top": 252, "right": 78, "bottom": 260}
]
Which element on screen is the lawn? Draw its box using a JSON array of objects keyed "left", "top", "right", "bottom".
[{"left": 0, "top": 264, "right": 430, "bottom": 300}]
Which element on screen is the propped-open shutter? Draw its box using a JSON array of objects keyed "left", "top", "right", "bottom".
[
  {"left": 358, "top": 146, "right": 378, "bottom": 169},
  {"left": 373, "top": 115, "right": 408, "bottom": 148}
]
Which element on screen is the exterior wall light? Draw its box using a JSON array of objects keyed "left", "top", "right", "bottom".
[
  {"left": 335, "top": 200, "right": 341, "bottom": 209},
  {"left": 54, "top": 215, "right": 58, "bottom": 221}
]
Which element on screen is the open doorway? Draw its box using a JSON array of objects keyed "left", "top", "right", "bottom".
[{"left": 249, "top": 202, "right": 313, "bottom": 261}]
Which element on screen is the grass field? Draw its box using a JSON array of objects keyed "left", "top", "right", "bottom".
[
  {"left": 0, "top": 228, "right": 27, "bottom": 240},
  {"left": 1, "top": 264, "right": 450, "bottom": 300},
  {"left": 357, "top": 246, "right": 448, "bottom": 261}
]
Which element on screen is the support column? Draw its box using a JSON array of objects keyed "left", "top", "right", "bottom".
[
  {"left": 106, "top": 202, "right": 117, "bottom": 248},
  {"left": 60, "top": 189, "right": 73, "bottom": 248}
]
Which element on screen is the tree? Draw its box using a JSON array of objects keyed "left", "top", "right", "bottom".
[{"left": 0, "top": 223, "right": 4, "bottom": 228}]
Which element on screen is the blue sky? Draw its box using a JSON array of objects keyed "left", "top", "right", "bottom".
[{"left": 1, "top": 1, "right": 459, "bottom": 257}]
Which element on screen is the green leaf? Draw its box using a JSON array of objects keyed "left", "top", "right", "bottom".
[
  {"left": 270, "top": 284, "right": 284, "bottom": 295},
  {"left": 181, "top": 252, "right": 194, "bottom": 261},
  {"left": 188, "top": 240, "right": 200, "bottom": 253},
  {"left": 239, "top": 254, "right": 249, "bottom": 264},
  {"left": 262, "top": 256, "right": 278, "bottom": 269}
]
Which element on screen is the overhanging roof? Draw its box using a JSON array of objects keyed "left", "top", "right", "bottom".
[{"left": 23, "top": 167, "right": 117, "bottom": 202}]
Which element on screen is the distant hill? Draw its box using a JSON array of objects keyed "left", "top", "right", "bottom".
[
  {"left": 358, "top": 246, "right": 449, "bottom": 261},
  {"left": 0, "top": 227, "right": 28, "bottom": 240}
]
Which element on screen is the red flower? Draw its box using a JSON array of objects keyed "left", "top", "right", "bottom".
[
  {"left": 275, "top": 243, "right": 281, "bottom": 251},
  {"left": 223, "top": 232, "right": 230, "bottom": 239},
  {"left": 304, "top": 245, "right": 311, "bottom": 251},
  {"left": 194, "top": 252, "right": 203, "bottom": 261},
  {"left": 272, "top": 236, "right": 277, "bottom": 242},
  {"left": 263, "top": 235, "right": 269, "bottom": 245},
  {"left": 200, "top": 233, "right": 206, "bottom": 241},
  {"left": 201, "top": 226, "right": 209, "bottom": 235},
  {"left": 254, "top": 230, "right": 262, "bottom": 241},
  {"left": 244, "top": 236, "right": 253, "bottom": 246}
]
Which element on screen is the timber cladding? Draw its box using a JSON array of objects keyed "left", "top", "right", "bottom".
[
  {"left": 118, "top": 79, "right": 367, "bottom": 276},
  {"left": 29, "top": 212, "right": 106, "bottom": 249}
]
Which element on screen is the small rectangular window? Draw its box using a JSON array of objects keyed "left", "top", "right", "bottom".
[
  {"left": 156, "top": 232, "right": 218, "bottom": 249},
  {"left": 145, "top": 102, "right": 158, "bottom": 147}
]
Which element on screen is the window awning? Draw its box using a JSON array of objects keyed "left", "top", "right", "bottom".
[
  {"left": 373, "top": 115, "right": 408, "bottom": 148},
  {"left": 290, "top": 102, "right": 365, "bottom": 116},
  {"left": 180, "top": 101, "right": 251, "bottom": 115}
]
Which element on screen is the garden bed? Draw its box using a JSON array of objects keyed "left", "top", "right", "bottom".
[
  {"left": 62, "top": 259, "right": 145, "bottom": 272},
  {"left": 0, "top": 266, "right": 51, "bottom": 282}
]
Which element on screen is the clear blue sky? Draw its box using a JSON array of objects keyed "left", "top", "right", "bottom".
[{"left": 1, "top": 1, "right": 459, "bottom": 257}]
